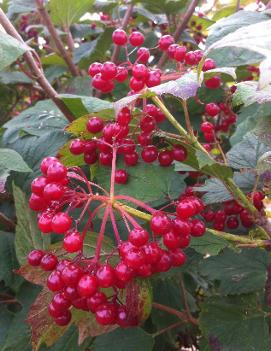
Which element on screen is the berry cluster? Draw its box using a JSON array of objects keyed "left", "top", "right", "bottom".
[
  {"left": 202, "top": 192, "right": 265, "bottom": 231},
  {"left": 28, "top": 155, "right": 206, "bottom": 327}
]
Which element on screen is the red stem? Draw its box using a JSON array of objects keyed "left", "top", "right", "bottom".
[
  {"left": 94, "top": 206, "right": 110, "bottom": 261},
  {"left": 115, "top": 195, "right": 156, "bottom": 214},
  {"left": 109, "top": 206, "right": 121, "bottom": 242},
  {"left": 110, "top": 147, "right": 118, "bottom": 200}
]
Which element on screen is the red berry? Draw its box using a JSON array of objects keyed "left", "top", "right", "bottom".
[
  {"left": 137, "top": 47, "right": 150, "bottom": 63},
  {"left": 132, "top": 64, "right": 149, "bottom": 81},
  {"left": 54, "top": 310, "right": 71, "bottom": 326},
  {"left": 124, "top": 247, "right": 145, "bottom": 269},
  {"left": 204, "top": 132, "right": 215, "bottom": 143},
  {"left": 38, "top": 212, "right": 53, "bottom": 233},
  {"left": 47, "top": 271, "right": 64, "bottom": 292},
  {"left": 202, "top": 59, "right": 216, "bottom": 72},
  {"left": 72, "top": 297, "right": 88, "bottom": 311},
  {"left": 88, "top": 62, "right": 102, "bottom": 77},
  {"left": 150, "top": 213, "right": 172, "bottom": 235},
  {"left": 84, "top": 140, "right": 97, "bottom": 153},
  {"left": 117, "top": 107, "right": 131, "bottom": 126},
  {"left": 171, "top": 249, "right": 186, "bottom": 267},
  {"left": 115, "top": 169, "right": 129, "bottom": 184},
  {"left": 95, "top": 303, "right": 117, "bottom": 325},
  {"left": 178, "top": 234, "right": 191, "bottom": 248},
  {"left": 201, "top": 121, "right": 214, "bottom": 133},
  {"left": 118, "top": 241, "right": 135, "bottom": 258},
  {"left": 31, "top": 176, "right": 47, "bottom": 196},
  {"left": 69, "top": 139, "right": 85, "bottom": 155},
  {"left": 202, "top": 209, "right": 215, "bottom": 222},
  {"left": 87, "top": 117, "right": 104, "bottom": 134},
  {"left": 61, "top": 264, "right": 83, "bottom": 287},
  {"left": 29, "top": 193, "right": 47, "bottom": 212},
  {"left": 77, "top": 274, "right": 98, "bottom": 297},
  {"left": 129, "top": 77, "right": 145, "bottom": 92},
  {"left": 205, "top": 76, "right": 221, "bottom": 89},
  {"left": 158, "top": 150, "right": 173, "bottom": 167},
  {"left": 99, "top": 152, "right": 113, "bottom": 166},
  {"left": 176, "top": 200, "right": 196, "bottom": 219},
  {"left": 240, "top": 210, "right": 253, "bottom": 228},
  {"left": 118, "top": 138, "right": 135, "bottom": 154},
  {"left": 138, "top": 132, "right": 152, "bottom": 146},
  {"left": 146, "top": 71, "right": 161, "bottom": 87},
  {"left": 87, "top": 292, "right": 107, "bottom": 312},
  {"left": 43, "top": 183, "right": 64, "bottom": 201},
  {"left": 172, "top": 218, "right": 191, "bottom": 236},
  {"left": 174, "top": 46, "right": 187, "bottom": 61},
  {"left": 226, "top": 216, "right": 239, "bottom": 229},
  {"left": 205, "top": 103, "right": 220, "bottom": 117},
  {"left": 52, "top": 292, "right": 71, "bottom": 311},
  {"left": 184, "top": 51, "right": 196, "bottom": 65},
  {"left": 92, "top": 73, "right": 107, "bottom": 90},
  {"left": 84, "top": 151, "right": 98, "bottom": 165},
  {"left": 143, "top": 242, "right": 161, "bottom": 264},
  {"left": 116, "top": 305, "right": 130, "bottom": 327},
  {"left": 140, "top": 115, "right": 156, "bottom": 133},
  {"left": 190, "top": 219, "right": 205, "bottom": 237},
  {"left": 115, "top": 66, "right": 128, "bottom": 82},
  {"left": 128, "top": 228, "right": 149, "bottom": 247},
  {"left": 63, "top": 230, "right": 83, "bottom": 253},
  {"left": 112, "top": 29, "right": 127, "bottom": 45},
  {"left": 64, "top": 286, "right": 79, "bottom": 301},
  {"left": 96, "top": 264, "right": 115, "bottom": 288},
  {"left": 167, "top": 44, "right": 179, "bottom": 58},
  {"left": 137, "top": 263, "right": 152, "bottom": 277},
  {"left": 47, "top": 162, "right": 67, "bottom": 182},
  {"left": 40, "top": 156, "right": 58, "bottom": 175},
  {"left": 51, "top": 212, "right": 72, "bottom": 234},
  {"left": 27, "top": 249, "right": 44, "bottom": 266},
  {"left": 141, "top": 145, "right": 158, "bottom": 163},
  {"left": 154, "top": 250, "right": 172, "bottom": 272},
  {"left": 115, "top": 261, "right": 134, "bottom": 282},
  {"left": 172, "top": 145, "right": 187, "bottom": 162},
  {"left": 158, "top": 35, "right": 174, "bottom": 51},
  {"left": 124, "top": 152, "right": 139, "bottom": 166},
  {"left": 129, "top": 31, "right": 144, "bottom": 46},
  {"left": 163, "top": 231, "right": 182, "bottom": 249},
  {"left": 48, "top": 302, "right": 63, "bottom": 318},
  {"left": 101, "top": 61, "right": 117, "bottom": 79},
  {"left": 40, "top": 253, "right": 58, "bottom": 271}
]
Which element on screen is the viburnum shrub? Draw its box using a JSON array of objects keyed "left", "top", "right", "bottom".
[{"left": 1, "top": 1, "right": 271, "bottom": 350}]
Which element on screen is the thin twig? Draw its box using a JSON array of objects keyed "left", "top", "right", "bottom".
[
  {"left": 0, "top": 8, "right": 75, "bottom": 122},
  {"left": 152, "top": 321, "right": 183, "bottom": 337},
  {"left": 157, "top": 0, "right": 199, "bottom": 68},
  {"left": 180, "top": 275, "right": 192, "bottom": 321},
  {"left": 35, "top": 0, "right": 79, "bottom": 76},
  {"left": 0, "top": 213, "right": 16, "bottom": 231},
  {"left": 152, "top": 302, "right": 198, "bottom": 326}
]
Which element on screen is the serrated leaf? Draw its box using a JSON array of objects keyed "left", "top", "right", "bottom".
[
  {"left": 13, "top": 184, "right": 50, "bottom": 265},
  {"left": 204, "top": 67, "right": 236, "bottom": 80},
  {"left": 173, "top": 161, "right": 197, "bottom": 172},
  {"left": 48, "top": 0, "right": 95, "bottom": 26},
  {"left": 200, "top": 248, "right": 271, "bottom": 295},
  {"left": 227, "top": 132, "right": 269, "bottom": 169},
  {"left": 199, "top": 295, "right": 271, "bottom": 351},
  {"left": 0, "top": 148, "right": 31, "bottom": 173},
  {"left": 233, "top": 80, "right": 271, "bottom": 107},
  {"left": 0, "top": 31, "right": 30, "bottom": 71},
  {"left": 190, "top": 232, "right": 229, "bottom": 256},
  {"left": 93, "top": 328, "right": 154, "bottom": 351},
  {"left": 256, "top": 151, "right": 271, "bottom": 175}
]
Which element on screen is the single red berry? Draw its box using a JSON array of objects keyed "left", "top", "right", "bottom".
[
  {"left": 178, "top": 233, "right": 191, "bottom": 248},
  {"left": 63, "top": 286, "right": 79, "bottom": 301},
  {"left": 205, "top": 76, "right": 221, "bottom": 89},
  {"left": 143, "top": 242, "right": 161, "bottom": 264},
  {"left": 63, "top": 230, "right": 83, "bottom": 253},
  {"left": 95, "top": 303, "right": 117, "bottom": 325},
  {"left": 204, "top": 132, "right": 215, "bottom": 143},
  {"left": 201, "top": 121, "right": 214, "bottom": 133},
  {"left": 240, "top": 210, "right": 254, "bottom": 228},
  {"left": 213, "top": 220, "right": 225, "bottom": 231},
  {"left": 167, "top": 44, "right": 179, "bottom": 58},
  {"left": 158, "top": 150, "right": 173, "bottom": 167},
  {"left": 43, "top": 183, "right": 64, "bottom": 201},
  {"left": 205, "top": 103, "right": 220, "bottom": 117},
  {"left": 129, "top": 31, "right": 144, "bottom": 46},
  {"left": 87, "top": 117, "right": 104, "bottom": 134},
  {"left": 137, "top": 47, "right": 150, "bottom": 63},
  {"left": 202, "top": 59, "right": 216, "bottom": 72},
  {"left": 128, "top": 228, "right": 149, "bottom": 247},
  {"left": 129, "top": 77, "right": 145, "bottom": 92},
  {"left": 52, "top": 292, "right": 71, "bottom": 311},
  {"left": 77, "top": 274, "right": 98, "bottom": 297},
  {"left": 118, "top": 241, "right": 135, "bottom": 258},
  {"left": 137, "top": 263, "right": 152, "bottom": 277},
  {"left": 92, "top": 73, "right": 107, "bottom": 90},
  {"left": 99, "top": 152, "right": 113, "bottom": 166},
  {"left": 47, "top": 162, "right": 67, "bottom": 182},
  {"left": 174, "top": 46, "right": 187, "bottom": 61},
  {"left": 117, "top": 107, "right": 131, "bottom": 126},
  {"left": 48, "top": 302, "right": 63, "bottom": 318},
  {"left": 214, "top": 210, "right": 226, "bottom": 222},
  {"left": 54, "top": 310, "right": 71, "bottom": 326},
  {"left": 38, "top": 212, "right": 53, "bottom": 233},
  {"left": 84, "top": 140, "right": 97, "bottom": 153},
  {"left": 101, "top": 61, "right": 117, "bottom": 79},
  {"left": 87, "top": 291, "right": 107, "bottom": 312},
  {"left": 40, "top": 156, "right": 58, "bottom": 175},
  {"left": 84, "top": 151, "right": 98, "bottom": 165},
  {"left": 112, "top": 29, "right": 127, "bottom": 45},
  {"left": 226, "top": 216, "right": 239, "bottom": 229},
  {"left": 124, "top": 247, "right": 145, "bottom": 269},
  {"left": 115, "top": 261, "right": 134, "bottom": 282},
  {"left": 88, "top": 62, "right": 102, "bottom": 77},
  {"left": 118, "top": 138, "right": 135, "bottom": 154},
  {"left": 115, "top": 169, "right": 129, "bottom": 184},
  {"left": 132, "top": 64, "right": 149, "bottom": 81},
  {"left": 116, "top": 305, "right": 130, "bottom": 327},
  {"left": 172, "top": 145, "right": 187, "bottom": 162},
  {"left": 51, "top": 212, "right": 72, "bottom": 234},
  {"left": 124, "top": 152, "right": 139, "bottom": 166},
  {"left": 163, "top": 231, "right": 182, "bottom": 249},
  {"left": 190, "top": 219, "right": 205, "bottom": 237},
  {"left": 138, "top": 132, "right": 152, "bottom": 146},
  {"left": 172, "top": 218, "right": 191, "bottom": 236},
  {"left": 141, "top": 145, "right": 158, "bottom": 163},
  {"left": 27, "top": 249, "right": 44, "bottom": 266},
  {"left": 47, "top": 270, "right": 64, "bottom": 292},
  {"left": 202, "top": 209, "right": 215, "bottom": 222},
  {"left": 146, "top": 71, "right": 161, "bottom": 87},
  {"left": 72, "top": 296, "right": 88, "bottom": 311},
  {"left": 171, "top": 249, "right": 186, "bottom": 267},
  {"left": 140, "top": 115, "right": 156, "bottom": 133},
  {"left": 96, "top": 264, "right": 115, "bottom": 288},
  {"left": 31, "top": 176, "right": 47, "bottom": 196},
  {"left": 154, "top": 250, "right": 172, "bottom": 272},
  {"left": 158, "top": 35, "right": 174, "bottom": 51},
  {"left": 184, "top": 51, "right": 196, "bottom": 65},
  {"left": 69, "top": 139, "right": 85, "bottom": 155},
  {"left": 176, "top": 200, "right": 196, "bottom": 219},
  {"left": 61, "top": 264, "right": 83, "bottom": 287},
  {"left": 40, "top": 253, "right": 58, "bottom": 271},
  {"left": 115, "top": 66, "right": 128, "bottom": 82},
  {"left": 150, "top": 213, "right": 172, "bottom": 235}
]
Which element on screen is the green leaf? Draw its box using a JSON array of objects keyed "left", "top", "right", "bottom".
[
  {"left": 13, "top": 184, "right": 50, "bottom": 265},
  {"left": 74, "top": 28, "right": 114, "bottom": 69},
  {"left": 93, "top": 328, "right": 154, "bottom": 351},
  {"left": 0, "top": 31, "right": 30, "bottom": 71},
  {"left": 256, "top": 151, "right": 271, "bottom": 175},
  {"left": 48, "top": 0, "right": 95, "bottom": 26},
  {"left": 233, "top": 80, "right": 271, "bottom": 107},
  {"left": 200, "top": 248, "right": 271, "bottom": 295},
  {"left": 190, "top": 15, "right": 215, "bottom": 30},
  {"left": 7, "top": 0, "right": 36, "bottom": 17},
  {"left": 203, "top": 67, "right": 236, "bottom": 80},
  {"left": 41, "top": 54, "right": 67, "bottom": 66},
  {"left": 0, "top": 231, "right": 20, "bottom": 286},
  {"left": 195, "top": 150, "right": 215, "bottom": 168},
  {"left": 190, "top": 232, "right": 229, "bottom": 256},
  {"left": 96, "top": 160, "right": 186, "bottom": 204},
  {"left": 199, "top": 295, "right": 271, "bottom": 351},
  {"left": 60, "top": 94, "right": 113, "bottom": 118},
  {"left": 0, "top": 148, "right": 31, "bottom": 173},
  {"left": 0, "top": 71, "right": 32, "bottom": 84},
  {"left": 227, "top": 132, "right": 269, "bottom": 169},
  {"left": 212, "top": 5, "right": 236, "bottom": 21}
]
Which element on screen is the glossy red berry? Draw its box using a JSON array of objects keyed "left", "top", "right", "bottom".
[
  {"left": 40, "top": 156, "right": 58, "bottom": 175},
  {"left": 128, "top": 228, "right": 149, "bottom": 247},
  {"left": 52, "top": 292, "right": 71, "bottom": 311},
  {"left": 172, "top": 145, "right": 187, "bottom": 162},
  {"left": 190, "top": 219, "right": 205, "bottom": 237},
  {"left": 47, "top": 162, "right": 67, "bottom": 182},
  {"left": 201, "top": 121, "right": 214, "bottom": 133},
  {"left": 143, "top": 242, "right": 161, "bottom": 264},
  {"left": 129, "top": 77, "right": 145, "bottom": 92},
  {"left": 174, "top": 46, "right": 187, "bottom": 61},
  {"left": 172, "top": 218, "right": 191, "bottom": 236},
  {"left": 141, "top": 145, "right": 158, "bottom": 163},
  {"left": 163, "top": 231, "right": 182, "bottom": 249},
  {"left": 205, "top": 103, "right": 220, "bottom": 117},
  {"left": 124, "top": 247, "right": 145, "bottom": 269},
  {"left": 176, "top": 200, "right": 196, "bottom": 219},
  {"left": 95, "top": 303, "right": 117, "bottom": 325},
  {"left": 146, "top": 71, "right": 161, "bottom": 87},
  {"left": 158, "top": 150, "right": 173, "bottom": 167},
  {"left": 47, "top": 271, "right": 64, "bottom": 292},
  {"left": 115, "top": 169, "right": 129, "bottom": 184},
  {"left": 77, "top": 274, "right": 98, "bottom": 297},
  {"left": 184, "top": 51, "right": 196, "bottom": 65},
  {"left": 96, "top": 264, "right": 115, "bottom": 288},
  {"left": 137, "top": 47, "right": 150, "bottom": 63},
  {"left": 63, "top": 230, "right": 83, "bottom": 253},
  {"left": 205, "top": 76, "right": 221, "bottom": 89},
  {"left": 61, "top": 264, "right": 83, "bottom": 287},
  {"left": 132, "top": 64, "right": 149, "bottom": 81},
  {"left": 40, "top": 253, "right": 58, "bottom": 271},
  {"left": 158, "top": 35, "right": 174, "bottom": 51},
  {"left": 38, "top": 212, "right": 53, "bottom": 233},
  {"left": 226, "top": 216, "right": 239, "bottom": 229},
  {"left": 150, "top": 213, "right": 172, "bottom": 235},
  {"left": 138, "top": 132, "right": 152, "bottom": 146},
  {"left": 171, "top": 249, "right": 186, "bottom": 266},
  {"left": 87, "top": 292, "right": 107, "bottom": 312},
  {"left": 87, "top": 117, "right": 104, "bottom": 134},
  {"left": 88, "top": 62, "right": 103, "bottom": 77},
  {"left": 84, "top": 151, "right": 98, "bottom": 165},
  {"left": 140, "top": 115, "right": 156, "bottom": 133},
  {"left": 31, "top": 176, "right": 47, "bottom": 196},
  {"left": 101, "top": 61, "right": 117, "bottom": 79},
  {"left": 54, "top": 310, "right": 71, "bottom": 326},
  {"left": 167, "top": 44, "right": 179, "bottom": 58},
  {"left": 99, "top": 152, "right": 113, "bottom": 166},
  {"left": 112, "top": 29, "right": 127, "bottom": 45},
  {"left": 69, "top": 138, "right": 85, "bottom": 155},
  {"left": 43, "top": 182, "right": 64, "bottom": 201},
  {"left": 115, "top": 66, "right": 128, "bottom": 82},
  {"left": 129, "top": 31, "right": 144, "bottom": 46},
  {"left": 202, "top": 59, "right": 216, "bottom": 72},
  {"left": 115, "top": 261, "right": 134, "bottom": 282},
  {"left": 27, "top": 249, "right": 44, "bottom": 266},
  {"left": 92, "top": 73, "right": 107, "bottom": 90},
  {"left": 124, "top": 152, "right": 139, "bottom": 166},
  {"left": 155, "top": 250, "right": 172, "bottom": 272},
  {"left": 51, "top": 212, "right": 72, "bottom": 234}
]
